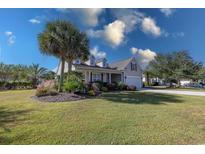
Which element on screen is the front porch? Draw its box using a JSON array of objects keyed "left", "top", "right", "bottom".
[
  {"left": 74, "top": 64, "right": 123, "bottom": 84},
  {"left": 83, "top": 71, "right": 123, "bottom": 83}
]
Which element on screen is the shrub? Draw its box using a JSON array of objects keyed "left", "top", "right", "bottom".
[
  {"left": 107, "top": 82, "right": 118, "bottom": 91},
  {"left": 0, "top": 81, "right": 5, "bottom": 89},
  {"left": 4, "top": 82, "right": 13, "bottom": 89},
  {"left": 102, "top": 82, "right": 108, "bottom": 87},
  {"left": 0, "top": 81, "right": 32, "bottom": 90},
  {"left": 91, "top": 82, "right": 101, "bottom": 92},
  {"left": 36, "top": 87, "right": 48, "bottom": 97},
  {"left": 35, "top": 80, "right": 57, "bottom": 97},
  {"left": 117, "top": 82, "right": 127, "bottom": 90},
  {"left": 101, "top": 86, "right": 108, "bottom": 92},
  {"left": 66, "top": 71, "right": 84, "bottom": 82},
  {"left": 48, "top": 89, "right": 58, "bottom": 96},
  {"left": 151, "top": 82, "right": 159, "bottom": 86},
  {"left": 36, "top": 88, "right": 58, "bottom": 97},
  {"left": 143, "top": 82, "right": 149, "bottom": 87},
  {"left": 127, "top": 85, "right": 137, "bottom": 91},
  {"left": 88, "top": 90, "right": 96, "bottom": 96},
  {"left": 83, "top": 82, "right": 92, "bottom": 92},
  {"left": 93, "top": 81, "right": 104, "bottom": 88},
  {"left": 64, "top": 71, "right": 84, "bottom": 93},
  {"left": 64, "top": 80, "right": 83, "bottom": 92}
]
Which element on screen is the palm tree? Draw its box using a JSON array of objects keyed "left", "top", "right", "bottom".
[
  {"left": 41, "top": 71, "right": 56, "bottom": 80},
  {"left": 38, "top": 20, "right": 89, "bottom": 92},
  {"left": 28, "top": 64, "right": 48, "bottom": 88}
]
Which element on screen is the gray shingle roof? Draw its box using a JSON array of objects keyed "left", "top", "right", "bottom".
[
  {"left": 96, "top": 58, "right": 107, "bottom": 63},
  {"left": 109, "top": 57, "right": 132, "bottom": 70}
]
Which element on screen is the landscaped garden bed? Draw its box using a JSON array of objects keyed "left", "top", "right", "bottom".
[
  {"left": 32, "top": 92, "right": 88, "bottom": 102},
  {"left": 33, "top": 71, "right": 137, "bottom": 102}
]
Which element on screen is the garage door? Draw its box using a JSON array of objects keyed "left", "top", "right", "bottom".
[{"left": 126, "top": 76, "right": 142, "bottom": 89}]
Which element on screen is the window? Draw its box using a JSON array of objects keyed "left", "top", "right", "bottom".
[
  {"left": 92, "top": 73, "right": 101, "bottom": 81},
  {"left": 75, "top": 59, "right": 81, "bottom": 64},
  {"left": 131, "top": 63, "right": 137, "bottom": 71}
]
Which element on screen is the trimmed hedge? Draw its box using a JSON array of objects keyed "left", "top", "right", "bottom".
[{"left": 0, "top": 81, "right": 32, "bottom": 90}]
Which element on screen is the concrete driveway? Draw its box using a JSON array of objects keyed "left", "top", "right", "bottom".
[{"left": 140, "top": 88, "right": 205, "bottom": 96}]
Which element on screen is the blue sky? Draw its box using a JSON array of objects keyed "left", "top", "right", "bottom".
[{"left": 1, "top": 8, "right": 205, "bottom": 70}]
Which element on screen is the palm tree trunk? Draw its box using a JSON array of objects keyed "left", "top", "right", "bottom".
[
  {"left": 67, "top": 60, "right": 72, "bottom": 81},
  {"left": 32, "top": 78, "right": 37, "bottom": 88},
  {"left": 146, "top": 72, "right": 150, "bottom": 86},
  {"left": 58, "top": 57, "right": 65, "bottom": 92}
]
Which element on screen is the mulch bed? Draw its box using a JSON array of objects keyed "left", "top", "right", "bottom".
[{"left": 32, "top": 92, "right": 88, "bottom": 102}]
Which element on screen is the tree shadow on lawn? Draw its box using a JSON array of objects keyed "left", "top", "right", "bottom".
[
  {"left": 0, "top": 107, "right": 32, "bottom": 144},
  {"left": 101, "top": 91, "right": 183, "bottom": 105}
]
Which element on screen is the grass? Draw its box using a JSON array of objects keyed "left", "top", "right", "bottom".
[{"left": 1, "top": 90, "right": 205, "bottom": 144}]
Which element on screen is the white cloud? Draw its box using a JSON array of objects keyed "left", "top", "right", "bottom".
[
  {"left": 160, "top": 8, "right": 175, "bottom": 17},
  {"left": 7, "top": 35, "right": 16, "bottom": 45},
  {"left": 87, "top": 9, "right": 165, "bottom": 47},
  {"left": 113, "top": 9, "right": 164, "bottom": 38},
  {"left": 130, "top": 47, "right": 157, "bottom": 70},
  {"left": 141, "top": 17, "right": 161, "bottom": 37},
  {"left": 90, "top": 46, "right": 106, "bottom": 59},
  {"left": 5, "top": 31, "right": 16, "bottom": 45},
  {"left": 79, "top": 8, "right": 104, "bottom": 27},
  {"left": 86, "top": 29, "right": 102, "bottom": 38},
  {"left": 5, "top": 31, "right": 13, "bottom": 36},
  {"left": 103, "top": 20, "right": 126, "bottom": 47},
  {"left": 29, "top": 18, "right": 41, "bottom": 24},
  {"left": 87, "top": 20, "right": 126, "bottom": 47},
  {"left": 112, "top": 9, "right": 144, "bottom": 33},
  {"left": 56, "top": 8, "right": 104, "bottom": 27},
  {"left": 130, "top": 47, "right": 138, "bottom": 54}
]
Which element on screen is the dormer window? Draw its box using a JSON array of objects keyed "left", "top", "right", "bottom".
[
  {"left": 85, "top": 55, "right": 95, "bottom": 66},
  {"left": 74, "top": 59, "right": 81, "bottom": 64},
  {"left": 96, "top": 58, "right": 107, "bottom": 67},
  {"left": 131, "top": 63, "right": 137, "bottom": 71}
]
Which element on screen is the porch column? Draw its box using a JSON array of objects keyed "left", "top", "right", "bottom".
[
  {"left": 84, "top": 71, "right": 87, "bottom": 82},
  {"left": 84, "top": 71, "right": 89, "bottom": 83},
  {"left": 121, "top": 72, "right": 124, "bottom": 83},
  {"left": 109, "top": 73, "right": 111, "bottom": 83},
  {"left": 88, "top": 71, "right": 92, "bottom": 83},
  {"left": 103, "top": 73, "right": 106, "bottom": 82}
]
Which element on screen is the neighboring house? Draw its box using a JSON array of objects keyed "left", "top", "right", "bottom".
[
  {"left": 142, "top": 75, "right": 165, "bottom": 86},
  {"left": 56, "top": 55, "right": 143, "bottom": 89},
  {"left": 142, "top": 74, "right": 166, "bottom": 86},
  {"left": 180, "top": 79, "right": 191, "bottom": 86}
]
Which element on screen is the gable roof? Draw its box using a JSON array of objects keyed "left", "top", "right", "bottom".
[
  {"left": 96, "top": 58, "right": 107, "bottom": 63},
  {"left": 109, "top": 57, "right": 132, "bottom": 70},
  {"left": 56, "top": 56, "right": 143, "bottom": 75}
]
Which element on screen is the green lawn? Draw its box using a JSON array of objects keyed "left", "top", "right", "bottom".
[{"left": 1, "top": 90, "right": 205, "bottom": 144}]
